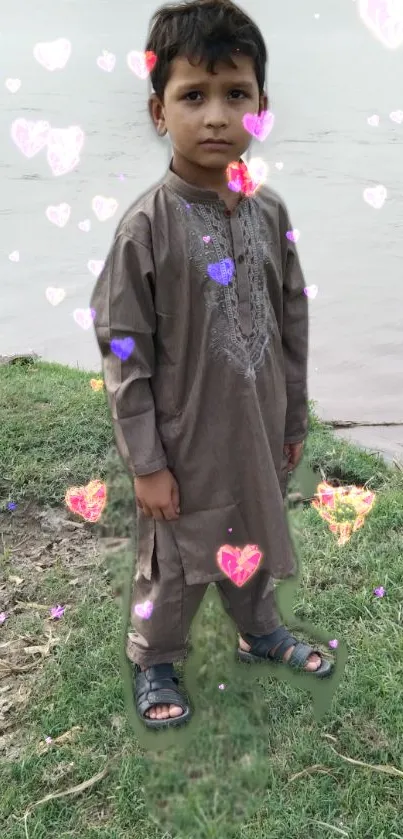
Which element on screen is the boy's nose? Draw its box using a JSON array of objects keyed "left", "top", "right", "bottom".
[{"left": 204, "top": 105, "right": 229, "bottom": 128}]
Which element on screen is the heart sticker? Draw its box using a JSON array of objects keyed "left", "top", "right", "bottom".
[
  {"left": 87, "top": 260, "right": 105, "bottom": 277},
  {"left": 11, "top": 119, "right": 50, "bottom": 158},
  {"left": 96, "top": 51, "right": 116, "bottom": 72},
  {"left": 65, "top": 479, "right": 107, "bottom": 523},
  {"left": 9, "top": 251, "right": 20, "bottom": 262},
  {"left": 242, "top": 110, "right": 275, "bottom": 142},
  {"left": 367, "top": 114, "right": 380, "bottom": 126},
  {"left": 78, "top": 219, "right": 91, "bottom": 232},
  {"left": 127, "top": 50, "right": 157, "bottom": 79},
  {"left": 207, "top": 258, "right": 234, "bottom": 285},
  {"left": 226, "top": 158, "right": 267, "bottom": 196},
  {"left": 133, "top": 600, "right": 154, "bottom": 620},
  {"left": 286, "top": 229, "right": 300, "bottom": 243},
  {"left": 203, "top": 235, "right": 211, "bottom": 243},
  {"left": 73, "top": 308, "right": 96, "bottom": 330},
  {"left": 46, "top": 203, "right": 71, "bottom": 228},
  {"left": 363, "top": 184, "right": 387, "bottom": 208},
  {"left": 91, "top": 195, "right": 118, "bottom": 221},
  {"left": 390, "top": 109, "right": 403, "bottom": 123},
  {"left": 358, "top": 0, "right": 403, "bottom": 49},
  {"left": 5, "top": 78, "right": 21, "bottom": 93},
  {"left": 46, "top": 126, "right": 85, "bottom": 177},
  {"left": 33, "top": 38, "right": 72, "bottom": 71},
  {"left": 216, "top": 544, "right": 263, "bottom": 587},
  {"left": 110, "top": 337, "right": 135, "bottom": 361},
  {"left": 275, "top": 161, "right": 284, "bottom": 170},
  {"left": 90, "top": 378, "right": 104, "bottom": 391},
  {"left": 311, "top": 480, "right": 376, "bottom": 546},
  {"left": 304, "top": 285, "right": 318, "bottom": 299},
  {"left": 46, "top": 287, "right": 66, "bottom": 306}
]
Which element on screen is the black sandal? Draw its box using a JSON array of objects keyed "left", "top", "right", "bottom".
[
  {"left": 134, "top": 663, "right": 192, "bottom": 729},
  {"left": 237, "top": 625, "right": 334, "bottom": 678}
]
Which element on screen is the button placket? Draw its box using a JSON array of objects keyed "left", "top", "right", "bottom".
[{"left": 230, "top": 214, "right": 252, "bottom": 336}]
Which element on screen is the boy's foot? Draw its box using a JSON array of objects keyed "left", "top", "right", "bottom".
[
  {"left": 239, "top": 635, "right": 321, "bottom": 671},
  {"left": 238, "top": 625, "right": 334, "bottom": 677},
  {"left": 135, "top": 663, "right": 191, "bottom": 728}
]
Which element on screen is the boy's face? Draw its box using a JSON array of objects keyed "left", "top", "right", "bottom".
[{"left": 149, "top": 53, "right": 267, "bottom": 186}]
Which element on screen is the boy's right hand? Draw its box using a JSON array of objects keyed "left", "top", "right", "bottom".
[{"left": 134, "top": 468, "right": 180, "bottom": 521}]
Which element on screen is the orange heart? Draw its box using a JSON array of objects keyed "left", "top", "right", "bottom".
[
  {"left": 144, "top": 50, "right": 157, "bottom": 73},
  {"left": 65, "top": 479, "right": 107, "bottom": 523},
  {"left": 90, "top": 378, "right": 104, "bottom": 391}
]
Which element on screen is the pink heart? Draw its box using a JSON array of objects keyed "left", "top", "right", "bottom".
[
  {"left": 358, "top": 0, "right": 403, "bottom": 49},
  {"left": 96, "top": 51, "right": 116, "bottom": 73},
  {"left": 216, "top": 544, "right": 262, "bottom": 587},
  {"left": 242, "top": 110, "right": 275, "bottom": 142},
  {"left": 73, "top": 308, "right": 96, "bottom": 330},
  {"left": 203, "top": 235, "right": 211, "bottom": 243},
  {"left": 46, "top": 126, "right": 85, "bottom": 177},
  {"left": 33, "top": 38, "right": 71, "bottom": 71},
  {"left": 91, "top": 195, "right": 118, "bottom": 221},
  {"left": 45, "top": 203, "right": 71, "bottom": 228},
  {"left": 133, "top": 600, "right": 153, "bottom": 619},
  {"left": 11, "top": 119, "right": 51, "bottom": 159},
  {"left": 87, "top": 260, "right": 105, "bottom": 277},
  {"left": 304, "top": 285, "right": 318, "bottom": 299},
  {"left": 286, "top": 229, "right": 300, "bottom": 243}
]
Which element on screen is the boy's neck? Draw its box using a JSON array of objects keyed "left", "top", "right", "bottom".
[{"left": 170, "top": 153, "right": 241, "bottom": 211}]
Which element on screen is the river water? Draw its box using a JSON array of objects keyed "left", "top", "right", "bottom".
[{"left": 1, "top": 0, "right": 403, "bottom": 463}]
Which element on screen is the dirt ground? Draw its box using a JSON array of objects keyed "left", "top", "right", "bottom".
[{"left": 0, "top": 502, "right": 129, "bottom": 762}]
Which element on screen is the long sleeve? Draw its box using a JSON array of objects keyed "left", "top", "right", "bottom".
[
  {"left": 279, "top": 205, "right": 309, "bottom": 444},
  {"left": 90, "top": 232, "right": 167, "bottom": 477}
]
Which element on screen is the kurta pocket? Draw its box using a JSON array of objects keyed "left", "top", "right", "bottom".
[{"left": 135, "top": 507, "right": 156, "bottom": 581}]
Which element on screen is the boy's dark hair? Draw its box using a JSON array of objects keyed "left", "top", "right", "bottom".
[{"left": 146, "top": 0, "right": 267, "bottom": 101}]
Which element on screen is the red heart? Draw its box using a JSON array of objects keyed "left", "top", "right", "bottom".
[
  {"left": 65, "top": 479, "right": 107, "bottom": 523},
  {"left": 144, "top": 51, "right": 157, "bottom": 73}
]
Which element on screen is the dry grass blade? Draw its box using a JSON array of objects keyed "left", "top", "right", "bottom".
[
  {"left": 288, "top": 763, "right": 337, "bottom": 782},
  {"left": 329, "top": 744, "right": 403, "bottom": 778},
  {"left": 37, "top": 726, "right": 82, "bottom": 754},
  {"left": 311, "top": 821, "right": 349, "bottom": 836},
  {"left": 23, "top": 764, "right": 109, "bottom": 839}
]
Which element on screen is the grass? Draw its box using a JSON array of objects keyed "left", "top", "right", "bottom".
[{"left": 1, "top": 359, "right": 403, "bottom": 839}]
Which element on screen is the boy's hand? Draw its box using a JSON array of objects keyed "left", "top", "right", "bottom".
[
  {"left": 134, "top": 468, "right": 180, "bottom": 521},
  {"left": 283, "top": 440, "right": 304, "bottom": 472}
]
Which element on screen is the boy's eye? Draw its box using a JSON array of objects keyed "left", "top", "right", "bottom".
[{"left": 184, "top": 89, "right": 248, "bottom": 102}]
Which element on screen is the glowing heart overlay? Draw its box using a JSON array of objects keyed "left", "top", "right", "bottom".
[
  {"left": 226, "top": 159, "right": 266, "bottom": 196},
  {"left": 65, "top": 479, "right": 107, "bottom": 523},
  {"left": 110, "top": 337, "right": 135, "bottom": 361},
  {"left": 311, "top": 481, "right": 376, "bottom": 546},
  {"left": 133, "top": 600, "right": 154, "bottom": 620},
  {"left": 242, "top": 110, "right": 275, "bottom": 141},
  {"left": 216, "top": 544, "right": 262, "bottom": 587},
  {"left": 358, "top": 0, "right": 403, "bottom": 49},
  {"left": 207, "top": 258, "right": 234, "bottom": 285}
]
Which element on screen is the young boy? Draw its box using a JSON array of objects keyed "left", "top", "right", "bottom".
[{"left": 91, "top": 0, "right": 334, "bottom": 729}]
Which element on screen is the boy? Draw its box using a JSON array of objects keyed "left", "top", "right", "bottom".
[{"left": 90, "top": 0, "right": 334, "bottom": 729}]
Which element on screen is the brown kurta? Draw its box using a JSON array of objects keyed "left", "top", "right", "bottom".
[{"left": 90, "top": 161, "right": 309, "bottom": 585}]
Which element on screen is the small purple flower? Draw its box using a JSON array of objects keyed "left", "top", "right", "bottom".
[
  {"left": 45, "top": 736, "right": 53, "bottom": 744},
  {"left": 0, "top": 612, "right": 7, "bottom": 625},
  {"left": 50, "top": 604, "right": 65, "bottom": 620},
  {"left": 373, "top": 586, "right": 385, "bottom": 598},
  {"left": 328, "top": 639, "right": 338, "bottom": 649},
  {"left": 7, "top": 502, "right": 17, "bottom": 511}
]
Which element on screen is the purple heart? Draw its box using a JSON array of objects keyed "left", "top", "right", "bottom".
[
  {"left": 110, "top": 337, "right": 135, "bottom": 361},
  {"left": 207, "top": 258, "right": 234, "bottom": 285},
  {"left": 133, "top": 600, "right": 153, "bottom": 620}
]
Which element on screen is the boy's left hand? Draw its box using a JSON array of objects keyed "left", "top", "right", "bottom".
[{"left": 283, "top": 440, "right": 304, "bottom": 471}]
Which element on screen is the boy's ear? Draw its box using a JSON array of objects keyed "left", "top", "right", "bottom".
[{"left": 148, "top": 93, "right": 167, "bottom": 136}]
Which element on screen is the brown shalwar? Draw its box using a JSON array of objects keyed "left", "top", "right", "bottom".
[{"left": 90, "top": 160, "right": 309, "bottom": 667}]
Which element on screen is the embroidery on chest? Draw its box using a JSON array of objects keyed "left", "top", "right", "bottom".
[{"left": 176, "top": 198, "right": 277, "bottom": 378}]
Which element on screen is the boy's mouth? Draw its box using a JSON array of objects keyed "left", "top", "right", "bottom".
[{"left": 200, "top": 138, "right": 232, "bottom": 146}]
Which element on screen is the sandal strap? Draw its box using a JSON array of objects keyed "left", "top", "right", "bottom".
[
  {"left": 288, "top": 642, "right": 321, "bottom": 669},
  {"left": 135, "top": 664, "right": 188, "bottom": 718},
  {"left": 243, "top": 625, "right": 297, "bottom": 661}
]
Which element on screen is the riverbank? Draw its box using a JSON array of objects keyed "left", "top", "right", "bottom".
[{"left": 1, "top": 357, "right": 403, "bottom": 839}]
